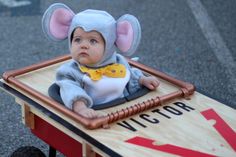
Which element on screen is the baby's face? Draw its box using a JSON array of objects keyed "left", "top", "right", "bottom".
[{"left": 71, "top": 27, "right": 105, "bottom": 66}]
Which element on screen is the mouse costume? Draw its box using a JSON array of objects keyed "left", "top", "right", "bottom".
[{"left": 42, "top": 3, "right": 143, "bottom": 109}]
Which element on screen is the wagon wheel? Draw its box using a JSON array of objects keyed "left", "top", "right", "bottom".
[{"left": 10, "top": 146, "right": 46, "bottom": 157}]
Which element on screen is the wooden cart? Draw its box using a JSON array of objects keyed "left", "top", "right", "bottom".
[{"left": 0, "top": 55, "right": 235, "bottom": 157}]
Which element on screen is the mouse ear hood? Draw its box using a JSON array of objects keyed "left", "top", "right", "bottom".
[
  {"left": 42, "top": 3, "right": 75, "bottom": 41},
  {"left": 115, "top": 14, "right": 141, "bottom": 56}
]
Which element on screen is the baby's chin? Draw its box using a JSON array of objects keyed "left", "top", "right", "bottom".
[
  {"left": 77, "top": 59, "right": 97, "bottom": 67},
  {"left": 72, "top": 56, "right": 102, "bottom": 67}
]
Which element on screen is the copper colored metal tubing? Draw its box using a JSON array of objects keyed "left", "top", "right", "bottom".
[
  {"left": 160, "top": 91, "right": 183, "bottom": 103},
  {"left": 119, "top": 109, "right": 125, "bottom": 118},
  {"left": 107, "top": 112, "right": 115, "bottom": 123},
  {"left": 135, "top": 103, "right": 140, "bottom": 113},
  {"left": 133, "top": 104, "right": 139, "bottom": 114},
  {"left": 3, "top": 54, "right": 71, "bottom": 82},
  {"left": 127, "top": 58, "right": 195, "bottom": 97},
  {"left": 151, "top": 98, "right": 158, "bottom": 108},
  {"left": 2, "top": 55, "right": 195, "bottom": 129},
  {"left": 6, "top": 77, "right": 109, "bottom": 129},
  {"left": 155, "top": 96, "right": 161, "bottom": 106},
  {"left": 107, "top": 90, "right": 184, "bottom": 124},
  {"left": 107, "top": 98, "right": 155, "bottom": 123},
  {"left": 114, "top": 111, "right": 120, "bottom": 121}
]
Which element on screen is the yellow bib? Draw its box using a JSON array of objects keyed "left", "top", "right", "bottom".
[{"left": 79, "top": 63, "right": 126, "bottom": 81}]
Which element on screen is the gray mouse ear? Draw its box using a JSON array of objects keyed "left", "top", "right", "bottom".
[
  {"left": 115, "top": 14, "right": 141, "bottom": 56},
  {"left": 42, "top": 3, "right": 75, "bottom": 41}
]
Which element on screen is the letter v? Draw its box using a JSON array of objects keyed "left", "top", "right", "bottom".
[
  {"left": 201, "top": 108, "right": 236, "bottom": 151},
  {"left": 117, "top": 121, "right": 137, "bottom": 132},
  {"left": 126, "top": 136, "right": 216, "bottom": 157}
]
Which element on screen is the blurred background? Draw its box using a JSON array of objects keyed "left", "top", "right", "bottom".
[{"left": 0, "top": 0, "right": 235, "bottom": 156}]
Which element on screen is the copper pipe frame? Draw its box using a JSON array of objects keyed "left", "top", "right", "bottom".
[{"left": 3, "top": 54, "right": 195, "bottom": 129}]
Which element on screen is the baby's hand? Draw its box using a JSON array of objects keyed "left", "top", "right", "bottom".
[
  {"left": 73, "top": 100, "right": 99, "bottom": 119},
  {"left": 139, "top": 76, "right": 160, "bottom": 90},
  {"left": 78, "top": 108, "right": 98, "bottom": 119}
]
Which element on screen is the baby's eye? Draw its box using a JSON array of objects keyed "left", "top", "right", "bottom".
[
  {"left": 90, "top": 39, "right": 98, "bottom": 44},
  {"left": 74, "top": 37, "right": 81, "bottom": 43}
]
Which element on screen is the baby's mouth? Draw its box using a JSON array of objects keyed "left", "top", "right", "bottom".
[{"left": 79, "top": 52, "right": 89, "bottom": 57}]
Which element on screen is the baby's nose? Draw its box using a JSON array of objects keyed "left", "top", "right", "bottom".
[{"left": 80, "top": 41, "right": 89, "bottom": 49}]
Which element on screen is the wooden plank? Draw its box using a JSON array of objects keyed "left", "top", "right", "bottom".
[
  {"left": 10, "top": 82, "right": 235, "bottom": 156},
  {"left": 82, "top": 142, "right": 96, "bottom": 157},
  {"left": 21, "top": 102, "right": 35, "bottom": 129},
  {"left": 1, "top": 59, "right": 235, "bottom": 156},
  {"left": 84, "top": 93, "right": 236, "bottom": 157}
]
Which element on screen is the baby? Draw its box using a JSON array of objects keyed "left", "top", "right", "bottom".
[{"left": 42, "top": 3, "right": 159, "bottom": 118}]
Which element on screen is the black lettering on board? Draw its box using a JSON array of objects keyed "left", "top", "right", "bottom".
[
  {"left": 152, "top": 108, "right": 171, "bottom": 119},
  {"left": 130, "top": 118, "right": 147, "bottom": 128},
  {"left": 117, "top": 101, "right": 196, "bottom": 131},
  {"left": 117, "top": 121, "right": 137, "bottom": 132},
  {"left": 163, "top": 106, "right": 183, "bottom": 115},
  {"left": 140, "top": 114, "right": 160, "bottom": 124},
  {"left": 173, "top": 102, "right": 195, "bottom": 111}
]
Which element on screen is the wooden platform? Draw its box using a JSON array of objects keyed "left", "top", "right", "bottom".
[{"left": 0, "top": 55, "right": 235, "bottom": 157}]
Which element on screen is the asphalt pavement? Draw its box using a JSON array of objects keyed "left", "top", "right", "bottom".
[{"left": 0, "top": 0, "right": 235, "bottom": 156}]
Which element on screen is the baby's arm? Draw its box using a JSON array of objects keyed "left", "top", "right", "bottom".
[
  {"left": 139, "top": 75, "right": 160, "bottom": 90},
  {"left": 72, "top": 100, "right": 98, "bottom": 119},
  {"left": 56, "top": 62, "right": 97, "bottom": 118},
  {"left": 58, "top": 80, "right": 99, "bottom": 118},
  {"left": 116, "top": 54, "right": 160, "bottom": 92}
]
